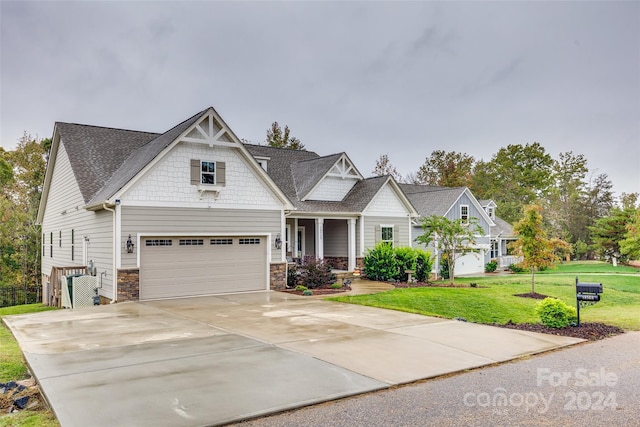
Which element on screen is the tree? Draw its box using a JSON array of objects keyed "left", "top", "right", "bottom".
[
  {"left": 590, "top": 207, "right": 635, "bottom": 264},
  {"left": 511, "top": 205, "right": 559, "bottom": 294},
  {"left": 372, "top": 154, "right": 402, "bottom": 181},
  {"left": 544, "top": 152, "right": 589, "bottom": 242},
  {"left": 416, "top": 150, "right": 475, "bottom": 187},
  {"left": 0, "top": 134, "right": 48, "bottom": 287},
  {"left": 471, "top": 143, "right": 554, "bottom": 224},
  {"left": 620, "top": 208, "right": 640, "bottom": 261},
  {"left": 266, "top": 122, "right": 305, "bottom": 150},
  {"left": 415, "top": 215, "right": 482, "bottom": 285}
]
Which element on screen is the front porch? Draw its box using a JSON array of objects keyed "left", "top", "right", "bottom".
[{"left": 285, "top": 216, "right": 362, "bottom": 272}]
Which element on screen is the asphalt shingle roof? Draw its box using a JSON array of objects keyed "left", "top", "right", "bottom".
[
  {"left": 399, "top": 184, "right": 466, "bottom": 218},
  {"left": 56, "top": 123, "right": 159, "bottom": 203},
  {"left": 491, "top": 215, "right": 515, "bottom": 238},
  {"left": 244, "top": 144, "right": 388, "bottom": 212},
  {"left": 88, "top": 109, "right": 208, "bottom": 205}
]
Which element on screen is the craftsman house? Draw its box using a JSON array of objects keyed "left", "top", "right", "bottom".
[{"left": 37, "top": 107, "right": 417, "bottom": 303}]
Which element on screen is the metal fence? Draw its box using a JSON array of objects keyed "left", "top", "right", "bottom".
[{"left": 0, "top": 286, "right": 41, "bottom": 308}]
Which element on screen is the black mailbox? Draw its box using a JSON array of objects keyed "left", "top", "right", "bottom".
[{"left": 575, "top": 277, "right": 603, "bottom": 326}]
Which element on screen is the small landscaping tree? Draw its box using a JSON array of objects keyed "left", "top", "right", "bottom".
[
  {"left": 511, "top": 204, "right": 559, "bottom": 294},
  {"left": 415, "top": 215, "right": 482, "bottom": 285}
]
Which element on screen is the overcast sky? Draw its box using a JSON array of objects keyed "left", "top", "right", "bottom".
[{"left": 1, "top": 1, "right": 639, "bottom": 198}]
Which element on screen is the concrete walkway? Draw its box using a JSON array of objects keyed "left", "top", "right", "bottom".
[{"left": 4, "top": 292, "right": 583, "bottom": 427}]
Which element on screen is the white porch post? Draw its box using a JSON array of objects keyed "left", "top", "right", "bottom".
[
  {"left": 293, "top": 218, "right": 299, "bottom": 258},
  {"left": 348, "top": 218, "right": 356, "bottom": 271},
  {"left": 315, "top": 218, "right": 324, "bottom": 259},
  {"left": 498, "top": 238, "right": 503, "bottom": 257},
  {"left": 359, "top": 215, "right": 365, "bottom": 257}
]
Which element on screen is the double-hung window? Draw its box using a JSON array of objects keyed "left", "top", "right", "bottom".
[
  {"left": 460, "top": 205, "right": 469, "bottom": 224},
  {"left": 381, "top": 225, "right": 394, "bottom": 246},
  {"left": 201, "top": 161, "right": 216, "bottom": 185}
]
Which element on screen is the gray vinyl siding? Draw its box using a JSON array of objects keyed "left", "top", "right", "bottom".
[
  {"left": 120, "top": 206, "right": 281, "bottom": 266},
  {"left": 445, "top": 193, "right": 491, "bottom": 235},
  {"left": 41, "top": 141, "right": 114, "bottom": 297},
  {"left": 298, "top": 219, "right": 315, "bottom": 257},
  {"left": 363, "top": 215, "right": 410, "bottom": 250},
  {"left": 324, "top": 219, "right": 348, "bottom": 257}
]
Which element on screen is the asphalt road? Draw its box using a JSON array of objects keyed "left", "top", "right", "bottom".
[{"left": 234, "top": 332, "right": 640, "bottom": 427}]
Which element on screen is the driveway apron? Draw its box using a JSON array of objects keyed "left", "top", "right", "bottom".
[{"left": 3, "top": 292, "right": 582, "bottom": 427}]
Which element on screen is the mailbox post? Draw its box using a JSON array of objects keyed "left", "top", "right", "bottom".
[{"left": 575, "top": 277, "right": 603, "bottom": 326}]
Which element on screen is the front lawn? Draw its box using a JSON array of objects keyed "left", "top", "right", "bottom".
[
  {"left": 329, "top": 272, "right": 640, "bottom": 330},
  {"left": 537, "top": 261, "right": 639, "bottom": 274}
]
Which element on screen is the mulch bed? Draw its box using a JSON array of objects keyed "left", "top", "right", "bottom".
[
  {"left": 513, "top": 292, "right": 548, "bottom": 300},
  {"left": 497, "top": 320, "right": 624, "bottom": 341},
  {"left": 282, "top": 284, "right": 351, "bottom": 296}
]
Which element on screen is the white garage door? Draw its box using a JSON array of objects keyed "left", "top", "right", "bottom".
[
  {"left": 455, "top": 252, "right": 484, "bottom": 276},
  {"left": 139, "top": 236, "right": 267, "bottom": 300}
]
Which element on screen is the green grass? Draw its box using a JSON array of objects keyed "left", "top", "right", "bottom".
[
  {"left": 1, "top": 304, "right": 60, "bottom": 427},
  {"left": 329, "top": 265, "right": 640, "bottom": 330},
  {"left": 1, "top": 304, "right": 57, "bottom": 382},
  {"left": 537, "top": 261, "right": 639, "bottom": 274}
]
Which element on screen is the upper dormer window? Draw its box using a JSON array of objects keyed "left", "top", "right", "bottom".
[
  {"left": 190, "top": 159, "right": 226, "bottom": 187},
  {"left": 201, "top": 161, "right": 216, "bottom": 184},
  {"left": 486, "top": 206, "right": 495, "bottom": 219},
  {"left": 460, "top": 205, "right": 469, "bottom": 223},
  {"left": 254, "top": 156, "right": 270, "bottom": 172}
]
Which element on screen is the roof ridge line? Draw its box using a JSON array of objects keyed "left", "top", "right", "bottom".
[{"left": 56, "top": 122, "right": 159, "bottom": 135}]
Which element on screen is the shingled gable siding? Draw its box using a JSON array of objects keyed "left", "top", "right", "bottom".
[
  {"left": 41, "top": 142, "right": 115, "bottom": 299},
  {"left": 119, "top": 206, "right": 282, "bottom": 267},
  {"left": 124, "top": 142, "right": 281, "bottom": 208},
  {"left": 306, "top": 176, "right": 358, "bottom": 201}
]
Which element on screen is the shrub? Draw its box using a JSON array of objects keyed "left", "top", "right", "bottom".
[
  {"left": 414, "top": 249, "right": 433, "bottom": 282},
  {"left": 395, "top": 246, "right": 417, "bottom": 281},
  {"left": 364, "top": 243, "right": 398, "bottom": 281},
  {"left": 485, "top": 260, "right": 498, "bottom": 273},
  {"left": 330, "top": 283, "right": 342, "bottom": 289},
  {"left": 298, "top": 257, "right": 336, "bottom": 289},
  {"left": 302, "top": 289, "right": 313, "bottom": 296},
  {"left": 508, "top": 263, "right": 526, "bottom": 273},
  {"left": 536, "top": 298, "right": 578, "bottom": 328},
  {"left": 295, "top": 285, "right": 308, "bottom": 291},
  {"left": 287, "top": 264, "right": 300, "bottom": 288}
]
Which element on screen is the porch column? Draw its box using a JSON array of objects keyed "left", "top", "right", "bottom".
[
  {"left": 315, "top": 218, "right": 324, "bottom": 259},
  {"left": 498, "top": 238, "right": 503, "bottom": 257},
  {"left": 293, "top": 218, "right": 299, "bottom": 258},
  {"left": 348, "top": 218, "right": 356, "bottom": 271}
]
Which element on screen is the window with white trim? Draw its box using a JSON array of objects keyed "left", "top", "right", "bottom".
[
  {"left": 211, "top": 239, "right": 233, "bottom": 245},
  {"left": 460, "top": 205, "right": 469, "bottom": 223},
  {"left": 201, "top": 161, "right": 216, "bottom": 184},
  {"left": 381, "top": 226, "right": 394, "bottom": 246}
]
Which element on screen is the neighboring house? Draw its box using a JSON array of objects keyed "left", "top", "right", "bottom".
[
  {"left": 37, "top": 106, "right": 417, "bottom": 303},
  {"left": 479, "top": 199, "right": 521, "bottom": 268},
  {"left": 400, "top": 185, "right": 494, "bottom": 276}
]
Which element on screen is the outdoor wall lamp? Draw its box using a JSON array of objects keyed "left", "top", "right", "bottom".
[
  {"left": 274, "top": 233, "right": 282, "bottom": 250},
  {"left": 126, "top": 234, "right": 135, "bottom": 253}
]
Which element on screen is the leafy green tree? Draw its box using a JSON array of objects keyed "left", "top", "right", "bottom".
[
  {"left": 620, "top": 208, "right": 640, "bottom": 261},
  {"left": 511, "top": 205, "right": 559, "bottom": 294},
  {"left": 416, "top": 150, "right": 475, "bottom": 187},
  {"left": 372, "top": 154, "right": 402, "bottom": 181},
  {"left": 0, "top": 134, "right": 48, "bottom": 287},
  {"left": 590, "top": 207, "right": 635, "bottom": 264},
  {"left": 415, "top": 215, "right": 482, "bottom": 285},
  {"left": 471, "top": 142, "right": 554, "bottom": 223},
  {"left": 266, "top": 122, "right": 305, "bottom": 150},
  {"left": 545, "top": 152, "right": 589, "bottom": 242}
]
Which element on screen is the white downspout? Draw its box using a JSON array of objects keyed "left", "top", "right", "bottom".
[{"left": 102, "top": 203, "right": 118, "bottom": 303}]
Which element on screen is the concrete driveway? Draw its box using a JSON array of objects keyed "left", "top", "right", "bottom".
[{"left": 4, "top": 291, "right": 583, "bottom": 427}]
